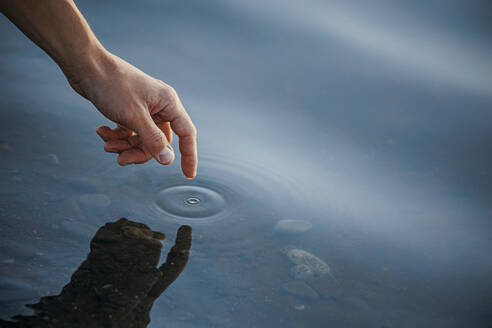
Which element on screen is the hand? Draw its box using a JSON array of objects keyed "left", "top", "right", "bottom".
[
  {"left": 73, "top": 53, "right": 197, "bottom": 178},
  {"left": 1, "top": 0, "right": 197, "bottom": 177}
]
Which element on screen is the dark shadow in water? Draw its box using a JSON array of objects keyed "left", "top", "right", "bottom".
[{"left": 0, "top": 218, "right": 192, "bottom": 328}]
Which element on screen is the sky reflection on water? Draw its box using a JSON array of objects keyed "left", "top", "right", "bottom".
[{"left": 1, "top": 0, "right": 492, "bottom": 327}]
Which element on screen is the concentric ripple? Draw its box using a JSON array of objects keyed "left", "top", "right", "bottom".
[
  {"left": 155, "top": 185, "right": 227, "bottom": 220},
  {"left": 101, "top": 152, "right": 309, "bottom": 225}
]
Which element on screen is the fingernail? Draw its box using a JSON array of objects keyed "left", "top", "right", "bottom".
[{"left": 158, "top": 145, "right": 174, "bottom": 164}]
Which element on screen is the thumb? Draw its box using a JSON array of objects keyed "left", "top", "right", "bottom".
[{"left": 133, "top": 111, "right": 175, "bottom": 165}]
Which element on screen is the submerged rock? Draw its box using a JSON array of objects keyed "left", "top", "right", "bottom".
[
  {"left": 282, "top": 281, "right": 320, "bottom": 300},
  {"left": 1, "top": 218, "right": 192, "bottom": 328},
  {"left": 287, "top": 249, "right": 342, "bottom": 294},
  {"left": 290, "top": 264, "right": 314, "bottom": 280},
  {"left": 287, "top": 249, "right": 331, "bottom": 277},
  {"left": 274, "top": 220, "right": 312, "bottom": 234}
]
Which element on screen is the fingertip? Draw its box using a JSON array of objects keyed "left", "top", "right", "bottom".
[
  {"left": 103, "top": 143, "right": 110, "bottom": 152},
  {"left": 152, "top": 231, "right": 166, "bottom": 240},
  {"left": 181, "top": 155, "right": 197, "bottom": 179},
  {"left": 178, "top": 225, "right": 192, "bottom": 234},
  {"left": 183, "top": 167, "right": 196, "bottom": 179},
  {"left": 117, "top": 156, "right": 129, "bottom": 166},
  {"left": 96, "top": 126, "right": 110, "bottom": 141}
]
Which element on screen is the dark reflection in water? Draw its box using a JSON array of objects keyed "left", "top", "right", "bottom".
[{"left": 0, "top": 218, "right": 191, "bottom": 328}]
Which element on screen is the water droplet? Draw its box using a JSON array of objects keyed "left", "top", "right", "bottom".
[
  {"left": 185, "top": 197, "right": 200, "bottom": 205},
  {"left": 155, "top": 185, "right": 227, "bottom": 221}
]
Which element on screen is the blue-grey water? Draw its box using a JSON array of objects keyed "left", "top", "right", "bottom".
[{"left": 1, "top": 1, "right": 492, "bottom": 327}]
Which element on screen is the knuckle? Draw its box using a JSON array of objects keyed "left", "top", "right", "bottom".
[
  {"left": 175, "top": 116, "right": 197, "bottom": 137},
  {"left": 119, "top": 108, "right": 141, "bottom": 129},
  {"left": 189, "top": 123, "right": 197, "bottom": 137},
  {"left": 161, "top": 83, "right": 179, "bottom": 101},
  {"left": 145, "top": 129, "right": 164, "bottom": 145}
]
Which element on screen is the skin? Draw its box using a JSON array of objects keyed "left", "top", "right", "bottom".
[{"left": 0, "top": 0, "right": 197, "bottom": 178}]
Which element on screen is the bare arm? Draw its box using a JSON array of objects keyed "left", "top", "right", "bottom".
[{"left": 1, "top": 0, "right": 197, "bottom": 178}]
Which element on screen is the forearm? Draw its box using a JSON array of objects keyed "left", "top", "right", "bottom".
[
  {"left": 1, "top": 0, "right": 198, "bottom": 177},
  {"left": 0, "top": 0, "right": 111, "bottom": 95}
]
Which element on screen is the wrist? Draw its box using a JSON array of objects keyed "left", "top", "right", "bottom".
[{"left": 61, "top": 44, "right": 115, "bottom": 100}]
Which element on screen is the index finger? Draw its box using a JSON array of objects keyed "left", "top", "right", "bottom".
[
  {"left": 170, "top": 114, "right": 197, "bottom": 179},
  {"left": 158, "top": 89, "right": 197, "bottom": 178}
]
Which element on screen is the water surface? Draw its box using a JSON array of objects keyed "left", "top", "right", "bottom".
[{"left": 1, "top": 1, "right": 492, "bottom": 327}]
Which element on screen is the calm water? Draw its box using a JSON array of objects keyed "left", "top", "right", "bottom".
[{"left": 1, "top": 0, "right": 492, "bottom": 327}]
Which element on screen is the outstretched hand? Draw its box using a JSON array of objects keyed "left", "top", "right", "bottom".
[
  {"left": 1, "top": 0, "right": 197, "bottom": 178},
  {"left": 74, "top": 54, "right": 197, "bottom": 178}
]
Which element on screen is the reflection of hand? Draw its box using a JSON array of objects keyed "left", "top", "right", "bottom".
[
  {"left": 126, "top": 223, "right": 193, "bottom": 327},
  {"left": 80, "top": 54, "right": 197, "bottom": 178},
  {"left": 0, "top": 218, "right": 192, "bottom": 328},
  {"left": 131, "top": 224, "right": 193, "bottom": 326}
]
